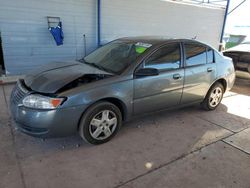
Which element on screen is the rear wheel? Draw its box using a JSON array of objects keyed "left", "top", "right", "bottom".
[
  {"left": 79, "top": 101, "right": 122, "bottom": 145},
  {"left": 201, "top": 82, "right": 224, "bottom": 111}
]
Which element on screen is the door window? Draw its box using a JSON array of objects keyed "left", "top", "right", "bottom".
[
  {"left": 145, "top": 43, "right": 181, "bottom": 71},
  {"left": 185, "top": 43, "right": 207, "bottom": 66}
]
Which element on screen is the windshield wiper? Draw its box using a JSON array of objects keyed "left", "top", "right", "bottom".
[
  {"left": 83, "top": 61, "right": 115, "bottom": 74},
  {"left": 86, "top": 62, "right": 105, "bottom": 70},
  {"left": 78, "top": 58, "right": 116, "bottom": 74}
]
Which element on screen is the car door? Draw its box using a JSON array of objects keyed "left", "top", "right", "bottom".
[
  {"left": 181, "top": 42, "right": 217, "bottom": 104},
  {"left": 133, "top": 42, "right": 184, "bottom": 115}
]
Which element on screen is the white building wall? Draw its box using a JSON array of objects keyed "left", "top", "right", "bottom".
[
  {"left": 101, "top": 0, "right": 225, "bottom": 48},
  {"left": 0, "top": 0, "right": 97, "bottom": 75}
]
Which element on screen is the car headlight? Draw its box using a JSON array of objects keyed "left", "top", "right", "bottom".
[{"left": 22, "top": 94, "right": 65, "bottom": 109}]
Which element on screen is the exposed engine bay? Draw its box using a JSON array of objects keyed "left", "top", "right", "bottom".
[{"left": 57, "top": 74, "right": 112, "bottom": 93}]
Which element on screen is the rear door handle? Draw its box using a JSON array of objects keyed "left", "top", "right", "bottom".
[
  {"left": 173, "top": 73, "right": 181, "bottom": 80},
  {"left": 207, "top": 67, "right": 213, "bottom": 72}
]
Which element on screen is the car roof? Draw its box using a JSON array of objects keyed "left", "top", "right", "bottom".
[
  {"left": 117, "top": 36, "right": 208, "bottom": 47},
  {"left": 119, "top": 36, "right": 174, "bottom": 44}
]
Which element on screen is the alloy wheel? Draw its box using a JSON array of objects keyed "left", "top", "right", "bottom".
[
  {"left": 209, "top": 87, "right": 223, "bottom": 107},
  {"left": 89, "top": 110, "right": 118, "bottom": 140}
]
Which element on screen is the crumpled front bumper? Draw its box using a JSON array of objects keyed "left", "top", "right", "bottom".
[
  {"left": 9, "top": 80, "right": 87, "bottom": 138},
  {"left": 10, "top": 102, "right": 86, "bottom": 138}
]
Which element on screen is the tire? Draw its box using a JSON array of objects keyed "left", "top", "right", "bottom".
[
  {"left": 79, "top": 101, "right": 122, "bottom": 145},
  {"left": 201, "top": 82, "right": 224, "bottom": 111}
]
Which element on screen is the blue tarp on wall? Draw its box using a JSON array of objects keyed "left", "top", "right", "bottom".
[{"left": 49, "top": 22, "right": 64, "bottom": 46}]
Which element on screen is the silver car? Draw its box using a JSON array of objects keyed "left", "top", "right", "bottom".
[{"left": 10, "top": 37, "right": 235, "bottom": 144}]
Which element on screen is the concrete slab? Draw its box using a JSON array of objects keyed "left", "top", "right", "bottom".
[
  {"left": 223, "top": 90, "right": 238, "bottom": 98},
  {"left": 3, "top": 84, "right": 14, "bottom": 109},
  {"left": 0, "top": 79, "right": 249, "bottom": 188},
  {"left": 14, "top": 112, "right": 231, "bottom": 188},
  {"left": 0, "top": 75, "right": 23, "bottom": 84},
  {"left": 194, "top": 95, "right": 250, "bottom": 132},
  {"left": 0, "top": 164, "right": 24, "bottom": 188},
  {"left": 3, "top": 84, "right": 14, "bottom": 97},
  {"left": 224, "top": 128, "right": 250, "bottom": 154},
  {"left": 187, "top": 79, "right": 250, "bottom": 133},
  {"left": 121, "top": 142, "right": 250, "bottom": 188},
  {"left": 0, "top": 137, "right": 24, "bottom": 188},
  {"left": 0, "top": 121, "right": 17, "bottom": 167},
  {"left": 0, "top": 86, "right": 9, "bottom": 122},
  {"left": 0, "top": 86, "right": 24, "bottom": 188}
]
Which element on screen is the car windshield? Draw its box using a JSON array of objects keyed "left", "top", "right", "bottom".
[{"left": 82, "top": 41, "right": 152, "bottom": 74}]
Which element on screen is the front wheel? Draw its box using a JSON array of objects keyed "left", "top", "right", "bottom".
[
  {"left": 79, "top": 101, "right": 122, "bottom": 145},
  {"left": 201, "top": 82, "right": 224, "bottom": 111}
]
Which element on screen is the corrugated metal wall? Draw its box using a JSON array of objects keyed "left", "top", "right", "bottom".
[
  {"left": 101, "top": 0, "right": 225, "bottom": 48},
  {"left": 0, "top": 0, "right": 225, "bottom": 75},
  {"left": 0, "top": 0, "right": 97, "bottom": 75}
]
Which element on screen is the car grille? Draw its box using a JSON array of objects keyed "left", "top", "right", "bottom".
[{"left": 11, "top": 80, "right": 29, "bottom": 105}]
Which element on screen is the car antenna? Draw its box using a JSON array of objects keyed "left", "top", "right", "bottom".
[{"left": 192, "top": 36, "right": 197, "bottom": 40}]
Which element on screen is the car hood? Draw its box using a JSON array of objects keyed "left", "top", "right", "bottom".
[
  {"left": 24, "top": 61, "right": 113, "bottom": 93},
  {"left": 224, "top": 43, "right": 250, "bottom": 53}
]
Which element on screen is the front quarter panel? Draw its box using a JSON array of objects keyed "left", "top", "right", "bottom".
[{"left": 58, "top": 75, "right": 134, "bottom": 120}]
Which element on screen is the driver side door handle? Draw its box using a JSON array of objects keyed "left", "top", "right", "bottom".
[
  {"left": 207, "top": 67, "right": 213, "bottom": 72},
  {"left": 173, "top": 73, "right": 181, "bottom": 80}
]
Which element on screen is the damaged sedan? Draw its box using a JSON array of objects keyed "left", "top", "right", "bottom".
[{"left": 10, "top": 37, "right": 235, "bottom": 145}]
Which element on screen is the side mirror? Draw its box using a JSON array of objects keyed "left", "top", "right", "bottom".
[{"left": 135, "top": 68, "right": 159, "bottom": 77}]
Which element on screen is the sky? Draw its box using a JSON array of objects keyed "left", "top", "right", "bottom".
[{"left": 225, "top": 0, "right": 250, "bottom": 37}]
